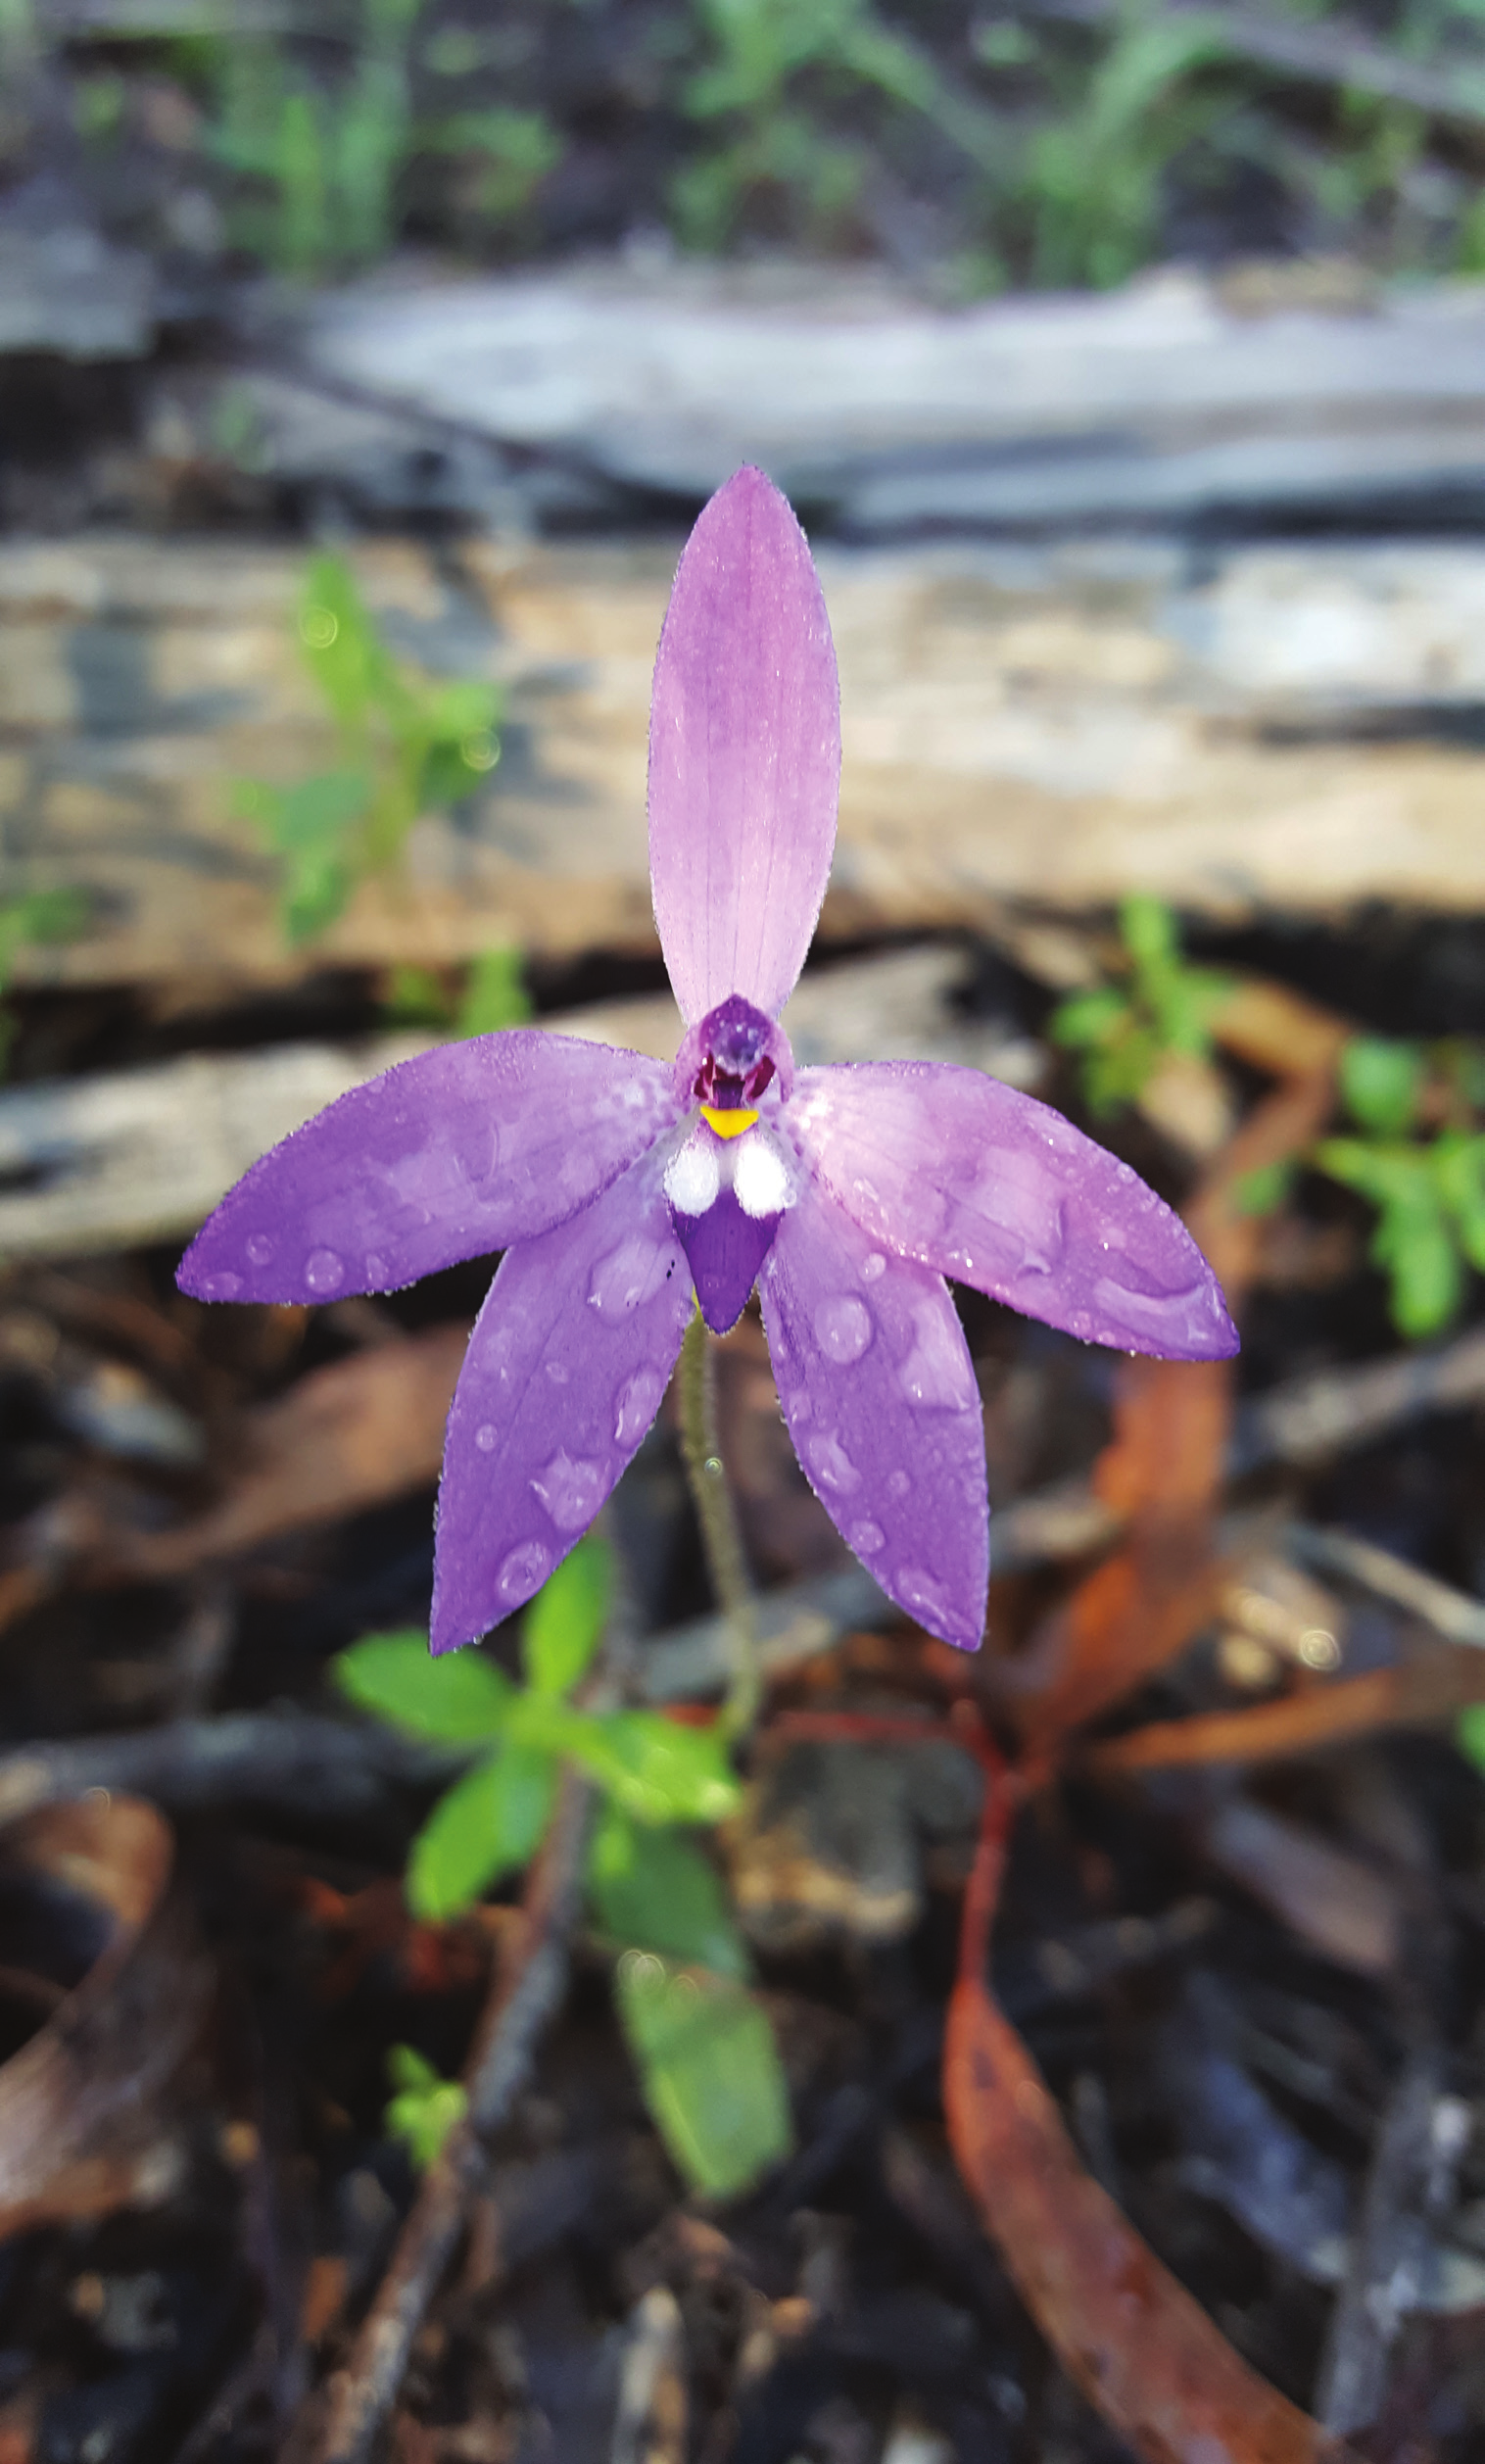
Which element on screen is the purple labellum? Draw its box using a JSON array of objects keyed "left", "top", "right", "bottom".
[
  {"left": 177, "top": 464, "right": 1240, "bottom": 1657},
  {"left": 672, "top": 1187, "right": 781, "bottom": 1335}
]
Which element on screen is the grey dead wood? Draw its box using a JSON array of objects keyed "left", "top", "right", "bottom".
[
  {"left": 298, "top": 266, "right": 1485, "bottom": 522},
  {"left": 0, "top": 945, "right": 1038, "bottom": 1263}
]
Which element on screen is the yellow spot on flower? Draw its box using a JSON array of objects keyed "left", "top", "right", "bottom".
[{"left": 700, "top": 1104, "right": 757, "bottom": 1139}]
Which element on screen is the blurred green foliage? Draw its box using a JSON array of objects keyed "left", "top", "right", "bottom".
[
  {"left": 383, "top": 2044, "right": 467, "bottom": 2170},
  {"left": 1050, "top": 894, "right": 1231, "bottom": 1116},
  {"left": 0, "top": 889, "right": 91, "bottom": 1077},
  {"left": 235, "top": 553, "right": 501, "bottom": 945},
  {"left": 1314, "top": 1036, "right": 1485, "bottom": 1340},
  {"left": 335, "top": 1539, "right": 791, "bottom": 2200},
  {"left": 26, "top": 0, "right": 1485, "bottom": 289}
]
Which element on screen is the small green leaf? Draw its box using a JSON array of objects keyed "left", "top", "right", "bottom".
[
  {"left": 588, "top": 1807, "right": 749, "bottom": 1978},
  {"left": 1433, "top": 1133, "right": 1485, "bottom": 1274},
  {"left": 1340, "top": 1037, "right": 1425, "bottom": 1137},
  {"left": 1458, "top": 1703, "right": 1485, "bottom": 1777},
  {"left": 1048, "top": 988, "right": 1128, "bottom": 1049},
  {"left": 1233, "top": 1160, "right": 1295, "bottom": 1218},
  {"left": 1119, "top": 892, "right": 1179, "bottom": 975},
  {"left": 407, "top": 1742, "right": 557, "bottom": 1921},
  {"left": 456, "top": 946, "right": 532, "bottom": 1039},
  {"left": 615, "top": 1952, "right": 791, "bottom": 2198},
  {"left": 1370, "top": 1192, "right": 1462, "bottom": 1340},
  {"left": 334, "top": 1630, "right": 513, "bottom": 1741},
  {"left": 522, "top": 1538, "right": 610, "bottom": 1700},
  {"left": 384, "top": 2044, "right": 467, "bottom": 2170},
  {"left": 527, "top": 1706, "right": 740, "bottom": 1826}
]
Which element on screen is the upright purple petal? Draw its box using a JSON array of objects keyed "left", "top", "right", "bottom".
[
  {"left": 790, "top": 1063, "right": 1238, "bottom": 1359},
  {"left": 178, "top": 1033, "right": 679, "bottom": 1305},
  {"left": 648, "top": 466, "right": 840, "bottom": 1026},
  {"left": 431, "top": 1149, "right": 694, "bottom": 1653},
  {"left": 759, "top": 1179, "right": 987, "bottom": 1651}
]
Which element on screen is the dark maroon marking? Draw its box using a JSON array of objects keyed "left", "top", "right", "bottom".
[{"left": 674, "top": 994, "right": 793, "bottom": 1114}]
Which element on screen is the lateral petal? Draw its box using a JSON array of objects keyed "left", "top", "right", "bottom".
[
  {"left": 759, "top": 1176, "right": 987, "bottom": 1652},
  {"left": 790, "top": 1062, "right": 1239, "bottom": 1360},
  {"left": 648, "top": 465, "right": 839, "bottom": 1026},
  {"left": 431, "top": 1148, "right": 694, "bottom": 1654},
  {"left": 178, "top": 1032, "right": 678, "bottom": 1304}
]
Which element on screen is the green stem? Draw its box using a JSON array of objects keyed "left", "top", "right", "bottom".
[{"left": 676, "top": 1307, "right": 758, "bottom": 1741}]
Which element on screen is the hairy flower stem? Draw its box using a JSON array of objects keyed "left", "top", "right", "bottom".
[{"left": 676, "top": 1308, "right": 758, "bottom": 1741}]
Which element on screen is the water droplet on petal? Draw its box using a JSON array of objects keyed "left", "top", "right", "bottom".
[
  {"left": 847, "top": 1519, "right": 885, "bottom": 1557},
  {"left": 899, "top": 1304, "right": 976, "bottom": 1411},
  {"left": 497, "top": 1539, "right": 551, "bottom": 1604},
  {"left": 200, "top": 1270, "right": 243, "bottom": 1300},
  {"left": 546, "top": 1359, "right": 569, "bottom": 1385},
  {"left": 860, "top": 1251, "right": 886, "bottom": 1284},
  {"left": 898, "top": 1566, "right": 950, "bottom": 1627},
  {"left": 452, "top": 1115, "right": 501, "bottom": 1186},
  {"left": 530, "top": 1449, "right": 607, "bottom": 1531},
  {"left": 813, "top": 1293, "right": 873, "bottom": 1365},
  {"left": 245, "top": 1233, "right": 274, "bottom": 1268},
  {"left": 614, "top": 1366, "right": 664, "bottom": 1447},
  {"left": 305, "top": 1247, "right": 345, "bottom": 1294},
  {"left": 364, "top": 1252, "right": 391, "bottom": 1283},
  {"left": 886, "top": 1469, "right": 911, "bottom": 1501},
  {"left": 475, "top": 1423, "right": 499, "bottom": 1454},
  {"left": 802, "top": 1430, "right": 861, "bottom": 1495},
  {"left": 588, "top": 1232, "right": 679, "bottom": 1323}
]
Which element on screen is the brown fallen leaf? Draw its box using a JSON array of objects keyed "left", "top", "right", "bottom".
[
  {"left": 1087, "top": 1646, "right": 1485, "bottom": 1775},
  {"left": 0, "top": 1796, "right": 209, "bottom": 2237},
  {"left": 102, "top": 1323, "right": 469, "bottom": 1579},
  {"left": 943, "top": 1775, "right": 1353, "bottom": 2464},
  {"left": 997, "top": 1063, "right": 1338, "bottom": 1750}
]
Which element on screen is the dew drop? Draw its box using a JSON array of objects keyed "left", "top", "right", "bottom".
[
  {"left": 305, "top": 1247, "right": 346, "bottom": 1295},
  {"left": 364, "top": 1252, "right": 391, "bottom": 1284},
  {"left": 475, "top": 1423, "right": 499, "bottom": 1454},
  {"left": 860, "top": 1251, "right": 886, "bottom": 1284},
  {"left": 848, "top": 1518, "right": 885, "bottom": 1557},
  {"left": 886, "top": 1469, "right": 911, "bottom": 1501},
  {"left": 813, "top": 1293, "right": 873, "bottom": 1365},
  {"left": 589, "top": 1232, "right": 677, "bottom": 1323},
  {"left": 530, "top": 1449, "right": 607, "bottom": 1531},
  {"left": 789, "top": 1387, "right": 813, "bottom": 1426},
  {"left": 452, "top": 1114, "right": 501, "bottom": 1187},
  {"left": 245, "top": 1232, "right": 274, "bottom": 1268},
  {"left": 545, "top": 1359, "right": 570, "bottom": 1385},
  {"left": 614, "top": 1366, "right": 664, "bottom": 1447},
  {"left": 898, "top": 1566, "right": 950, "bottom": 1626},
  {"left": 201, "top": 1270, "right": 242, "bottom": 1300},
  {"left": 497, "top": 1539, "right": 551, "bottom": 1604},
  {"left": 802, "top": 1430, "right": 861, "bottom": 1495}
]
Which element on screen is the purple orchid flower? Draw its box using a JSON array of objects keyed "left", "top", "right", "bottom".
[{"left": 179, "top": 467, "right": 1236, "bottom": 1655}]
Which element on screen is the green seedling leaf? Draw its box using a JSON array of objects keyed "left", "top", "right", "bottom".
[
  {"left": 522, "top": 1537, "right": 610, "bottom": 1700},
  {"left": 1433, "top": 1133, "right": 1485, "bottom": 1274},
  {"left": 1233, "top": 1160, "right": 1296, "bottom": 1218},
  {"left": 456, "top": 947, "right": 532, "bottom": 1038},
  {"left": 407, "top": 1742, "right": 557, "bottom": 1921},
  {"left": 1458, "top": 1703, "right": 1485, "bottom": 1778},
  {"left": 615, "top": 1951, "right": 790, "bottom": 2199},
  {"left": 1048, "top": 987, "right": 1128, "bottom": 1049},
  {"left": 1370, "top": 1191, "right": 1461, "bottom": 1340},
  {"left": 384, "top": 2044, "right": 467, "bottom": 2170},
  {"left": 335, "top": 1629, "right": 512, "bottom": 1741},
  {"left": 588, "top": 1807, "right": 750, "bottom": 1978},
  {"left": 298, "top": 556, "right": 407, "bottom": 731},
  {"left": 382, "top": 963, "right": 455, "bottom": 1028},
  {"left": 1341, "top": 1037, "right": 1425, "bottom": 1136},
  {"left": 523, "top": 1706, "right": 741, "bottom": 1826},
  {"left": 1119, "top": 891, "right": 1179, "bottom": 975}
]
